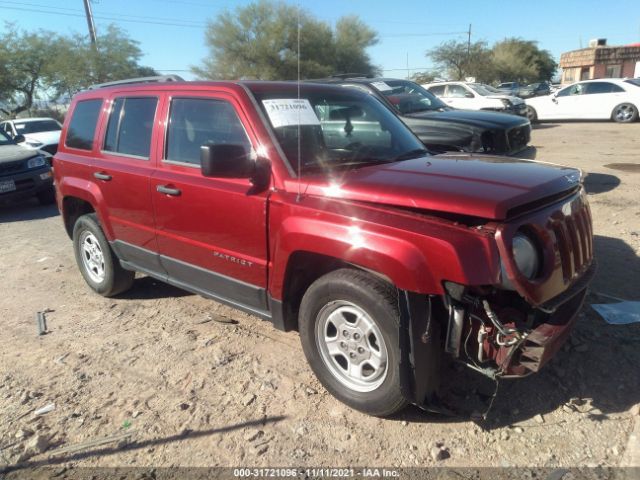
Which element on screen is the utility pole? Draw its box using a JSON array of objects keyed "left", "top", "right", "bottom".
[
  {"left": 82, "top": 0, "right": 97, "bottom": 48},
  {"left": 406, "top": 52, "right": 410, "bottom": 80},
  {"left": 467, "top": 23, "right": 472, "bottom": 56}
]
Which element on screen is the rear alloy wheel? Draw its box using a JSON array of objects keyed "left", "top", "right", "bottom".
[
  {"left": 612, "top": 103, "right": 638, "bottom": 123},
  {"left": 299, "top": 269, "right": 407, "bottom": 416},
  {"left": 73, "top": 214, "right": 134, "bottom": 297},
  {"left": 525, "top": 105, "right": 538, "bottom": 122}
]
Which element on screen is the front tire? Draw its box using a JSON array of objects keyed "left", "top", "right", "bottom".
[
  {"left": 72, "top": 214, "right": 134, "bottom": 297},
  {"left": 299, "top": 269, "right": 407, "bottom": 416},
  {"left": 611, "top": 103, "right": 638, "bottom": 123}
]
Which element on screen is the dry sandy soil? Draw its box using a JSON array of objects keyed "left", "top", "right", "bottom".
[{"left": 1, "top": 122, "right": 639, "bottom": 476}]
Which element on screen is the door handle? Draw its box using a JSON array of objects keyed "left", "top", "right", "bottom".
[
  {"left": 156, "top": 184, "right": 181, "bottom": 196},
  {"left": 94, "top": 171, "right": 112, "bottom": 181}
]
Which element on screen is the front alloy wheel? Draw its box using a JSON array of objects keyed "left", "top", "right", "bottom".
[
  {"left": 315, "top": 300, "right": 388, "bottom": 392},
  {"left": 299, "top": 269, "right": 407, "bottom": 416}
]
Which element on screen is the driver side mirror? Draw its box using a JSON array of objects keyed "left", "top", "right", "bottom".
[
  {"left": 200, "top": 144, "right": 255, "bottom": 178},
  {"left": 464, "top": 92, "right": 474, "bottom": 98},
  {"left": 13, "top": 134, "right": 25, "bottom": 143}
]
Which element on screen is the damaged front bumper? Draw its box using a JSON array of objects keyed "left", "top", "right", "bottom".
[{"left": 446, "top": 261, "right": 596, "bottom": 380}]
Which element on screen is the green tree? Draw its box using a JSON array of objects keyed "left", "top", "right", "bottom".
[
  {"left": 491, "top": 38, "right": 556, "bottom": 83},
  {"left": 193, "top": 0, "right": 379, "bottom": 80},
  {"left": 0, "top": 25, "right": 61, "bottom": 117},
  {"left": 0, "top": 24, "right": 157, "bottom": 117},
  {"left": 332, "top": 16, "right": 378, "bottom": 76},
  {"left": 411, "top": 71, "right": 438, "bottom": 84},
  {"left": 428, "top": 40, "right": 494, "bottom": 83},
  {"left": 49, "top": 25, "right": 158, "bottom": 99}
]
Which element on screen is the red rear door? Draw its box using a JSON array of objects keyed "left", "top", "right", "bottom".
[
  {"left": 91, "top": 92, "right": 164, "bottom": 272},
  {"left": 151, "top": 91, "right": 269, "bottom": 312}
]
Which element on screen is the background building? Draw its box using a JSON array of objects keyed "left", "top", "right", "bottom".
[{"left": 559, "top": 38, "right": 640, "bottom": 84}]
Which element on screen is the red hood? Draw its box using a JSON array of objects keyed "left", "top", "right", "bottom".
[{"left": 287, "top": 154, "right": 581, "bottom": 220}]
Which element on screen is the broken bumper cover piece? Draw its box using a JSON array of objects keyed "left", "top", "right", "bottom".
[{"left": 498, "top": 262, "right": 596, "bottom": 377}]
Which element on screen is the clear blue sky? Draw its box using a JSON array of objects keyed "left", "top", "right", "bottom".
[{"left": 2, "top": 0, "right": 640, "bottom": 80}]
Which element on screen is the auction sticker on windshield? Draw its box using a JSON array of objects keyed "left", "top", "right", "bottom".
[
  {"left": 371, "top": 81, "right": 393, "bottom": 92},
  {"left": 262, "top": 99, "right": 320, "bottom": 128}
]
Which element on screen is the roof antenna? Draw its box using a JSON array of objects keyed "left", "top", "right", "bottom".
[{"left": 296, "top": 2, "right": 302, "bottom": 202}]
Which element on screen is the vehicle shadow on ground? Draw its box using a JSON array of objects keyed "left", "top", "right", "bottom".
[
  {"left": 400, "top": 234, "right": 640, "bottom": 428},
  {"left": 0, "top": 200, "right": 59, "bottom": 223},
  {"left": 532, "top": 123, "right": 560, "bottom": 130},
  {"left": 118, "top": 275, "right": 194, "bottom": 300},
  {"left": 583, "top": 172, "right": 621, "bottom": 194},
  {"left": 517, "top": 146, "right": 537, "bottom": 160},
  {"left": 3, "top": 415, "right": 286, "bottom": 472}
]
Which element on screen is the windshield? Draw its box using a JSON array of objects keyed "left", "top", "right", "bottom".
[
  {"left": 468, "top": 84, "right": 495, "bottom": 96},
  {"left": 625, "top": 78, "right": 640, "bottom": 88},
  {"left": 0, "top": 129, "right": 14, "bottom": 146},
  {"left": 252, "top": 86, "right": 427, "bottom": 176},
  {"left": 369, "top": 79, "right": 448, "bottom": 114},
  {"left": 14, "top": 119, "right": 61, "bottom": 134}
]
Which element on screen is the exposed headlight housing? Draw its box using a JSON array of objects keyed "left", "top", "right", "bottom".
[
  {"left": 512, "top": 234, "right": 540, "bottom": 279},
  {"left": 27, "top": 155, "right": 46, "bottom": 169},
  {"left": 500, "top": 98, "right": 512, "bottom": 108},
  {"left": 500, "top": 232, "right": 541, "bottom": 289}
]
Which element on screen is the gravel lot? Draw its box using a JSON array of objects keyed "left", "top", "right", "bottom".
[{"left": 1, "top": 122, "right": 639, "bottom": 473}]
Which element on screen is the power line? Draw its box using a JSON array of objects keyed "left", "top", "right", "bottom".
[
  {"left": 380, "top": 31, "right": 468, "bottom": 38},
  {"left": 8, "top": 1, "right": 210, "bottom": 25},
  {"left": 2, "top": 5, "right": 208, "bottom": 28}
]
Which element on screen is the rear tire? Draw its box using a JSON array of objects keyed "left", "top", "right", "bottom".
[
  {"left": 73, "top": 214, "right": 134, "bottom": 297},
  {"left": 299, "top": 268, "right": 407, "bottom": 416},
  {"left": 36, "top": 185, "right": 56, "bottom": 205},
  {"left": 525, "top": 105, "right": 538, "bottom": 123},
  {"left": 611, "top": 103, "right": 638, "bottom": 123}
]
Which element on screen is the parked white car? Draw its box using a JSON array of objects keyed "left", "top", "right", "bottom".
[
  {"left": 0, "top": 117, "right": 62, "bottom": 155},
  {"left": 525, "top": 78, "right": 640, "bottom": 123},
  {"left": 423, "top": 81, "right": 527, "bottom": 116}
]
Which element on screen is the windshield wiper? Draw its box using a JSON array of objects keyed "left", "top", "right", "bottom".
[{"left": 393, "top": 149, "right": 430, "bottom": 161}]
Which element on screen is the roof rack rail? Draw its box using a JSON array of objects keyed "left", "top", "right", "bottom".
[
  {"left": 88, "top": 75, "right": 185, "bottom": 90},
  {"left": 330, "top": 73, "right": 374, "bottom": 79}
]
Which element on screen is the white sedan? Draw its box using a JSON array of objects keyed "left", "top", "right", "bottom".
[{"left": 525, "top": 78, "right": 640, "bottom": 123}]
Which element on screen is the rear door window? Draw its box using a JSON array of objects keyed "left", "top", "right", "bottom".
[
  {"left": 164, "top": 98, "right": 251, "bottom": 166},
  {"left": 103, "top": 97, "right": 158, "bottom": 158},
  {"left": 428, "top": 85, "right": 446, "bottom": 96},
  {"left": 584, "top": 82, "right": 624, "bottom": 94},
  {"left": 66, "top": 99, "right": 103, "bottom": 150}
]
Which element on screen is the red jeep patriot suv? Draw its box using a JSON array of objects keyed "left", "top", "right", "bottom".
[{"left": 54, "top": 76, "right": 595, "bottom": 416}]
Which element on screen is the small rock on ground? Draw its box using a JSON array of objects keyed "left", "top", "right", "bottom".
[{"left": 430, "top": 446, "right": 450, "bottom": 461}]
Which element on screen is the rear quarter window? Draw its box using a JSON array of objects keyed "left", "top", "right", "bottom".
[{"left": 65, "top": 99, "right": 103, "bottom": 150}]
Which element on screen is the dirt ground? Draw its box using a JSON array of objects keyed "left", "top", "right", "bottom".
[{"left": 1, "top": 122, "right": 639, "bottom": 474}]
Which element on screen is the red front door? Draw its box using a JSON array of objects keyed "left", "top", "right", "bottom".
[{"left": 151, "top": 91, "right": 269, "bottom": 311}]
